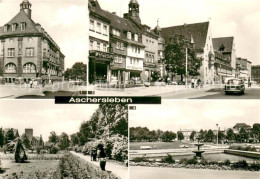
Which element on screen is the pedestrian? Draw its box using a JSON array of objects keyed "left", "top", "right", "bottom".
[
  {"left": 248, "top": 78, "right": 251, "bottom": 87},
  {"left": 99, "top": 145, "right": 106, "bottom": 171},
  {"left": 197, "top": 79, "right": 201, "bottom": 89},
  {"left": 29, "top": 80, "right": 33, "bottom": 88},
  {"left": 42, "top": 79, "right": 45, "bottom": 87},
  {"left": 92, "top": 149, "right": 97, "bottom": 161},
  {"left": 97, "top": 149, "right": 101, "bottom": 161},
  {"left": 191, "top": 78, "right": 195, "bottom": 88},
  {"left": 90, "top": 150, "right": 93, "bottom": 161}
]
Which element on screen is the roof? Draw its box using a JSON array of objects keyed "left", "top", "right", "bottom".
[
  {"left": 161, "top": 21, "right": 209, "bottom": 50},
  {"left": 0, "top": 10, "right": 40, "bottom": 36},
  {"left": 233, "top": 123, "right": 251, "bottom": 129},
  {"left": 130, "top": 0, "right": 139, "bottom": 4},
  {"left": 212, "top": 37, "right": 234, "bottom": 53}
]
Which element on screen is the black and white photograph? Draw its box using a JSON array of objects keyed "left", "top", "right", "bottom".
[
  {"left": 129, "top": 100, "right": 260, "bottom": 179},
  {"left": 0, "top": 0, "right": 89, "bottom": 99},
  {"left": 87, "top": 0, "right": 260, "bottom": 99},
  {"left": 0, "top": 100, "right": 128, "bottom": 179}
]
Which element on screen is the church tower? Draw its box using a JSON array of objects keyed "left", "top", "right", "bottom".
[
  {"left": 128, "top": 0, "right": 141, "bottom": 24},
  {"left": 20, "top": 0, "right": 32, "bottom": 19}
]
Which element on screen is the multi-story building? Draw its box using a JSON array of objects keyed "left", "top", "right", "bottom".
[
  {"left": 212, "top": 37, "right": 236, "bottom": 78},
  {"left": 88, "top": 1, "right": 112, "bottom": 83},
  {"left": 0, "top": 0, "right": 65, "bottom": 84},
  {"left": 251, "top": 65, "right": 260, "bottom": 83},
  {"left": 236, "top": 57, "right": 251, "bottom": 81},
  {"left": 161, "top": 22, "right": 215, "bottom": 84}
]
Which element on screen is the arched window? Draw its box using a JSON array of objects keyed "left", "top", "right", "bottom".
[
  {"left": 23, "top": 63, "right": 36, "bottom": 73},
  {"left": 5, "top": 63, "right": 16, "bottom": 73}
]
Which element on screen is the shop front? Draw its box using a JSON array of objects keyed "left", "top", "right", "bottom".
[{"left": 89, "top": 50, "right": 113, "bottom": 84}]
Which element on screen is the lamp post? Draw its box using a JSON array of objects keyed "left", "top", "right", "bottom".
[
  {"left": 185, "top": 38, "right": 194, "bottom": 88},
  {"left": 216, "top": 124, "right": 218, "bottom": 146}
]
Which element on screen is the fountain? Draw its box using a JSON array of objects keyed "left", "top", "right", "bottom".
[{"left": 192, "top": 136, "right": 205, "bottom": 158}]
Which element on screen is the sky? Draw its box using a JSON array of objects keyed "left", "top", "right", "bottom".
[
  {"left": 0, "top": 0, "right": 89, "bottom": 69},
  {"left": 98, "top": 0, "right": 260, "bottom": 65},
  {"left": 0, "top": 100, "right": 98, "bottom": 141},
  {"left": 129, "top": 100, "right": 260, "bottom": 132}
]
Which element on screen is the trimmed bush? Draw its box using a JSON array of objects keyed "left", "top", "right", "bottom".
[
  {"left": 232, "top": 160, "right": 248, "bottom": 169},
  {"left": 250, "top": 162, "right": 260, "bottom": 171},
  {"left": 132, "top": 157, "right": 149, "bottom": 163},
  {"left": 224, "top": 159, "right": 231, "bottom": 166},
  {"left": 161, "top": 154, "right": 175, "bottom": 164}
]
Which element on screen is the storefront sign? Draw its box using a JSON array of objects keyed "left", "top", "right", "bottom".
[
  {"left": 89, "top": 50, "right": 113, "bottom": 60},
  {"left": 126, "top": 66, "right": 143, "bottom": 71}
]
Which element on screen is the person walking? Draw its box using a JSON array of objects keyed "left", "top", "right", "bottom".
[
  {"left": 99, "top": 145, "right": 106, "bottom": 171},
  {"left": 97, "top": 149, "right": 101, "bottom": 161},
  {"left": 29, "top": 80, "right": 33, "bottom": 88}
]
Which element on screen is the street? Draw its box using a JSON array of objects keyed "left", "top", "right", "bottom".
[{"left": 161, "top": 86, "right": 260, "bottom": 99}]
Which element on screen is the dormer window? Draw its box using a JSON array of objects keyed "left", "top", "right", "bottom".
[
  {"left": 12, "top": 24, "right": 17, "bottom": 32},
  {"left": 20, "top": 22, "right": 26, "bottom": 31},
  {"left": 134, "top": 34, "right": 138, "bottom": 41},
  {"left": 4, "top": 25, "right": 8, "bottom": 32},
  {"left": 127, "top": 32, "right": 131, "bottom": 40}
]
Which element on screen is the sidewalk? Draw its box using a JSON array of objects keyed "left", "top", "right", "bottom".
[
  {"left": 82, "top": 84, "right": 221, "bottom": 96},
  {"left": 70, "top": 151, "right": 128, "bottom": 179}
]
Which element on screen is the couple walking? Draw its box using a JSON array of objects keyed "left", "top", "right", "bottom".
[{"left": 91, "top": 144, "right": 107, "bottom": 171}]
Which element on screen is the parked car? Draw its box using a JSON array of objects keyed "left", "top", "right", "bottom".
[
  {"left": 178, "top": 81, "right": 185, "bottom": 85},
  {"left": 180, "top": 145, "right": 189, "bottom": 148},
  {"left": 168, "top": 81, "right": 178, "bottom": 85},
  {"left": 225, "top": 78, "right": 245, "bottom": 95}
]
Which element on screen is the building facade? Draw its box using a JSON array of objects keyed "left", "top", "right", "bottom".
[
  {"left": 251, "top": 65, "right": 260, "bottom": 83},
  {"left": 161, "top": 22, "right": 215, "bottom": 84},
  {"left": 236, "top": 57, "right": 251, "bottom": 81},
  {"left": 0, "top": 0, "right": 65, "bottom": 84}
]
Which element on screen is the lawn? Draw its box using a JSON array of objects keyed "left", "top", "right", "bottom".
[{"left": 130, "top": 141, "right": 194, "bottom": 150}]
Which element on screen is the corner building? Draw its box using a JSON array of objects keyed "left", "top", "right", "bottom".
[{"left": 0, "top": 0, "right": 65, "bottom": 83}]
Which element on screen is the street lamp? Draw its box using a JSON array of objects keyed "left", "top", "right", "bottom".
[
  {"left": 216, "top": 124, "right": 218, "bottom": 146},
  {"left": 185, "top": 38, "right": 194, "bottom": 88}
]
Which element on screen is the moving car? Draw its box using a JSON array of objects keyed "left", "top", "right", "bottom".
[
  {"left": 225, "top": 78, "right": 245, "bottom": 95},
  {"left": 140, "top": 146, "right": 152, "bottom": 150}
]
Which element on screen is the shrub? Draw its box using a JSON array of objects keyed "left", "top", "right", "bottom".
[
  {"left": 50, "top": 145, "right": 60, "bottom": 154},
  {"left": 200, "top": 158, "right": 209, "bottom": 166},
  {"left": 232, "top": 160, "right": 248, "bottom": 169},
  {"left": 132, "top": 157, "right": 148, "bottom": 163},
  {"left": 224, "top": 159, "right": 231, "bottom": 166},
  {"left": 187, "top": 157, "right": 198, "bottom": 165},
  {"left": 15, "top": 139, "right": 28, "bottom": 163},
  {"left": 250, "top": 162, "right": 260, "bottom": 171},
  {"left": 179, "top": 158, "right": 188, "bottom": 165},
  {"left": 161, "top": 154, "right": 175, "bottom": 164}
]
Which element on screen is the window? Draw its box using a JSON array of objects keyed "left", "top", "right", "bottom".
[
  {"left": 7, "top": 48, "right": 15, "bottom": 57},
  {"left": 89, "top": 40, "right": 94, "bottom": 50},
  {"left": 146, "top": 39, "right": 148, "bottom": 43},
  {"left": 138, "top": 48, "right": 140, "bottom": 54},
  {"left": 127, "top": 32, "right": 131, "bottom": 40},
  {"left": 12, "top": 24, "right": 17, "bottom": 31},
  {"left": 118, "top": 56, "right": 122, "bottom": 63},
  {"left": 26, "top": 48, "right": 34, "bottom": 56},
  {"left": 90, "top": 19, "right": 94, "bottom": 31},
  {"left": 9, "top": 38, "right": 13, "bottom": 43},
  {"left": 121, "top": 43, "right": 124, "bottom": 50},
  {"left": 130, "top": 58, "right": 132, "bottom": 64},
  {"left": 103, "top": 25, "right": 107, "bottom": 35},
  {"left": 0, "top": 43, "right": 3, "bottom": 56},
  {"left": 96, "top": 22, "right": 101, "bottom": 33},
  {"left": 116, "top": 42, "right": 121, "bottom": 49},
  {"left": 4, "top": 25, "right": 8, "bottom": 32},
  {"left": 112, "top": 29, "right": 116, "bottom": 35},
  {"left": 116, "top": 30, "right": 120, "bottom": 36},
  {"left": 43, "top": 48, "right": 47, "bottom": 57},
  {"left": 97, "top": 42, "right": 100, "bottom": 51},
  {"left": 23, "top": 63, "right": 36, "bottom": 73},
  {"left": 134, "top": 34, "right": 138, "bottom": 41},
  {"left": 114, "top": 56, "right": 118, "bottom": 63},
  {"left": 5, "top": 63, "right": 16, "bottom": 73},
  {"left": 103, "top": 44, "right": 107, "bottom": 52},
  {"left": 20, "top": 22, "right": 26, "bottom": 31}
]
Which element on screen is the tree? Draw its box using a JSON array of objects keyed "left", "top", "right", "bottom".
[
  {"left": 177, "top": 131, "right": 184, "bottom": 141},
  {"left": 239, "top": 128, "right": 249, "bottom": 142},
  {"left": 226, "top": 129, "right": 235, "bottom": 141},
  {"left": 252, "top": 123, "right": 260, "bottom": 142},
  {"left": 189, "top": 131, "right": 196, "bottom": 141},
  {"left": 5, "top": 129, "right": 15, "bottom": 144},
  {"left": 111, "top": 118, "right": 128, "bottom": 137},
  {"left": 64, "top": 62, "right": 87, "bottom": 81},
  {"left": 164, "top": 34, "right": 201, "bottom": 81},
  {"left": 58, "top": 132, "right": 70, "bottom": 150},
  {"left": 162, "top": 131, "right": 176, "bottom": 142},
  {"left": 218, "top": 131, "right": 225, "bottom": 141},
  {"left": 205, "top": 130, "right": 215, "bottom": 142},
  {"left": 0, "top": 128, "right": 4, "bottom": 147},
  {"left": 70, "top": 133, "right": 79, "bottom": 146},
  {"left": 15, "top": 138, "right": 27, "bottom": 163},
  {"left": 48, "top": 131, "right": 59, "bottom": 144},
  {"left": 39, "top": 135, "right": 44, "bottom": 147},
  {"left": 22, "top": 135, "right": 31, "bottom": 150}
]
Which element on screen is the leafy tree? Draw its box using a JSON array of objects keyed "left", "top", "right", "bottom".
[
  {"left": 111, "top": 118, "right": 128, "bottom": 137},
  {"left": 22, "top": 135, "right": 31, "bottom": 150},
  {"left": 239, "top": 128, "right": 249, "bottom": 142},
  {"left": 218, "top": 131, "right": 225, "bottom": 141},
  {"left": 189, "top": 131, "right": 196, "bottom": 141},
  {"left": 70, "top": 133, "right": 79, "bottom": 146},
  {"left": 5, "top": 129, "right": 15, "bottom": 144},
  {"left": 226, "top": 129, "right": 235, "bottom": 141},
  {"left": 58, "top": 132, "right": 70, "bottom": 150},
  {"left": 79, "top": 121, "right": 94, "bottom": 145},
  {"left": 164, "top": 34, "right": 201, "bottom": 81},
  {"left": 0, "top": 128, "right": 4, "bottom": 147},
  {"left": 65, "top": 62, "right": 87, "bottom": 81},
  {"left": 252, "top": 123, "right": 260, "bottom": 142},
  {"left": 177, "top": 131, "right": 184, "bottom": 141},
  {"left": 48, "top": 131, "right": 59, "bottom": 144},
  {"left": 162, "top": 131, "right": 176, "bottom": 142},
  {"left": 205, "top": 129, "right": 215, "bottom": 142},
  {"left": 150, "top": 70, "right": 161, "bottom": 82},
  {"left": 39, "top": 135, "right": 44, "bottom": 147}
]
